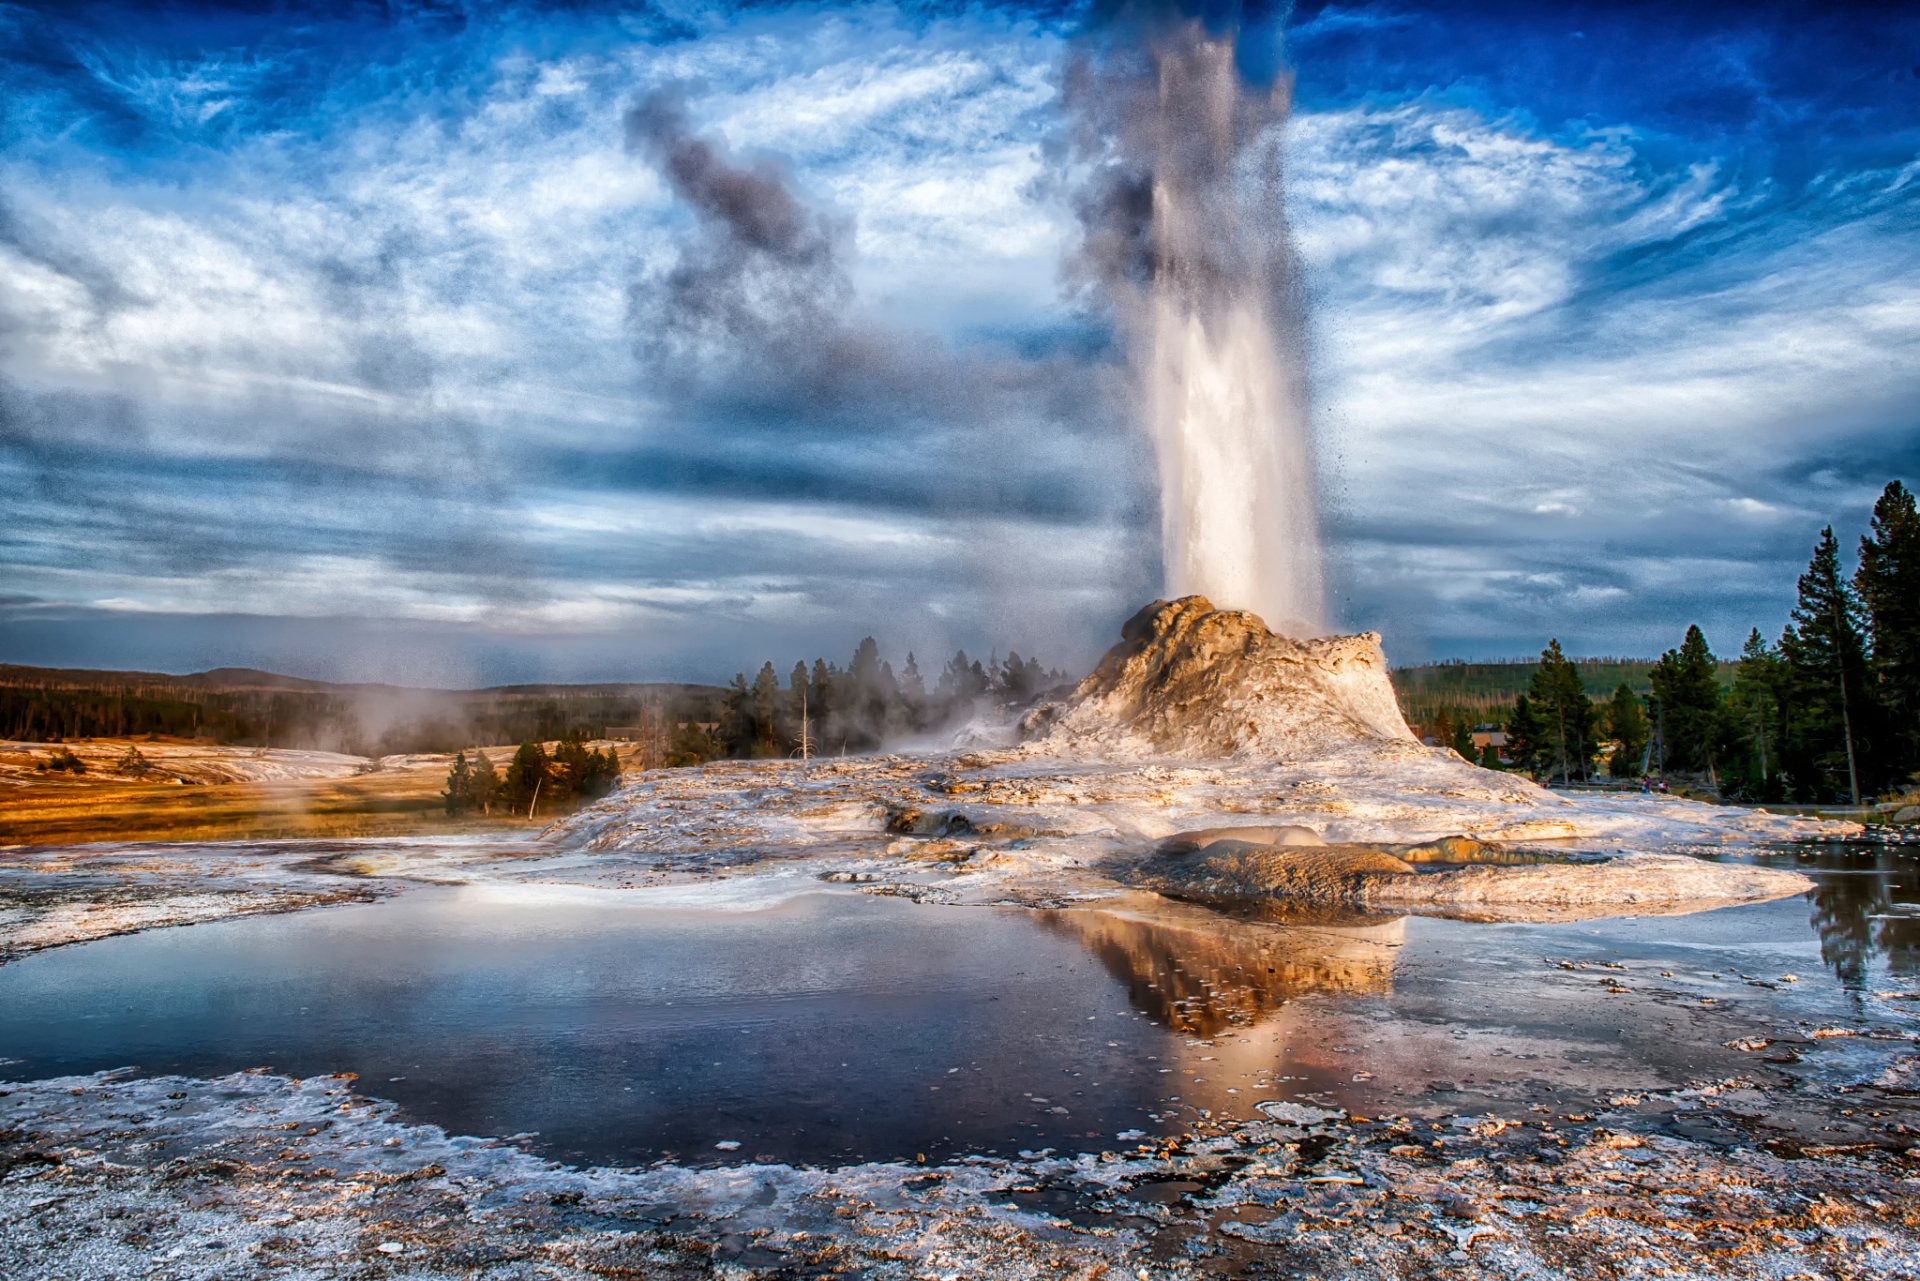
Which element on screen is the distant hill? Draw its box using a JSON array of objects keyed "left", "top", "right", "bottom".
[
  {"left": 0, "top": 663, "right": 378, "bottom": 694},
  {"left": 1390, "top": 657, "right": 1738, "bottom": 728},
  {"left": 0, "top": 663, "right": 719, "bottom": 700}
]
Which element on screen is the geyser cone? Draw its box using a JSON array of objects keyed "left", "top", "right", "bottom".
[{"left": 1020, "top": 596, "right": 1415, "bottom": 761}]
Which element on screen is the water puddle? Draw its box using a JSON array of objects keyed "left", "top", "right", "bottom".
[{"left": 1, "top": 844, "right": 1913, "bottom": 1168}]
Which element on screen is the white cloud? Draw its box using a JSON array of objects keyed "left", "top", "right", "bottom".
[{"left": 4, "top": 8, "right": 1917, "bottom": 672}]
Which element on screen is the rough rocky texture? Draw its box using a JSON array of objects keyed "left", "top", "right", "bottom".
[
  {"left": 7, "top": 1063, "right": 1917, "bottom": 1281},
  {"left": 1372, "top": 851, "right": 1816, "bottom": 918},
  {"left": 1140, "top": 842, "right": 1418, "bottom": 905},
  {"left": 1020, "top": 596, "right": 1417, "bottom": 762},
  {"left": 1134, "top": 839, "right": 1815, "bottom": 922}
]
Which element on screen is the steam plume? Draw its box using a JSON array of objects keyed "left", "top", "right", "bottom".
[{"left": 1066, "top": 10, "right": 1326, "bottom": 635}]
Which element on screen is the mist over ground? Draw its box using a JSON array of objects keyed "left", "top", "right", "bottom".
[{"left": 2, "top": 0, "right": 1916, "bottom": 683}]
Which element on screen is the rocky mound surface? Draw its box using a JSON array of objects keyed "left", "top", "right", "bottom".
[
  {"left": 1020, "top": 596, "right": 1418, "bottom": 761},
  {"left": 1133, "top": 835, "right": 1814, "bottom": 923}
]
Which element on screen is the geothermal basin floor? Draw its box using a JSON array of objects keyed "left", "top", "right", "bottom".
[{"left": 3, "top": 836, "right": 1919, "bottom": 1279}]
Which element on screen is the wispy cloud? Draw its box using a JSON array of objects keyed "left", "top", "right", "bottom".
[{"left": 0, "top": 1, "right": 1915, "bottom": 679}]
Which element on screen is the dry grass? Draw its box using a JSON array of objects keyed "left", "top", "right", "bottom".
[{"left": 0, "top": 768, "right": 551, "bottom": 845}]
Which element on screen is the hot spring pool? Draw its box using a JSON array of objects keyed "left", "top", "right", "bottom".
[{"left": 1, "top": 845, "right": 1912, "bottom": 1167}]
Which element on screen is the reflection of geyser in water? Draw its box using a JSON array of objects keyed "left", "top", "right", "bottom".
[
  {"left": 1072, "top": 20, "right": 1324, "bottom": 633},
  {"left": 1039, "top": 897, "right": 1402, "bottom": 1112}
]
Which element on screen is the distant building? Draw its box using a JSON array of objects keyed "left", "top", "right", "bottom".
[{"left": 1469, "top": 726, "right": 1512, "bottom": 762}]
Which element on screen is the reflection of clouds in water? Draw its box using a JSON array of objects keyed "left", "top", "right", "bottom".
[{"left": 1803, "top": 848, "right": 1920, "bottom": 986}]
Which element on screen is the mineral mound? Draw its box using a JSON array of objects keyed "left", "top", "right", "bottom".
[
  {"left": 1138, "top": 839, "right": 1813, "bottom": 922},
  {"left": 1019, "top": 595, "right": 1416, "bottom": 761}
]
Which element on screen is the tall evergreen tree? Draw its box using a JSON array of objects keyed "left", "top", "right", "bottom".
[
  {"left": 1857, "top": 480, "right": 1920, "bottom": 781},
  {"left": 1518, "top": 640, "right": 1597, "bottom": 782},
  {"left": 1781, "top": 526, "right": 1872, "bottom": 803},
  {"left": 442, "top": 751, "right": 473, "bottom": 817},
  {"left": 1604, "top": 684, "right": 1649, "bottom": 778},
  {"left": 1727, "top": 629, "right": 1786, "bottom": 795},
  {"left": 898, "top": 652, "right": 927, "bottom": 727},
  {"left": 719, "top": 674, "right": 753, "bottom": 757},
  {"left": 470, "top": 750, "right": 500, "bottom": 815},
  {"left": 809, "top": 658, "right": 834, "bottom": 741},
  {"left": 1506, "top": 693, "right": 1547, "bottom": 776},
  {"left": 1648, "top": 625, "right": 1723, "bottom": 782},
  {"left": 503, "top": 740, "right": 550, "bottom": 814},
  {"left": 751, "top": 662, "right": 782, "bottom": 755}
]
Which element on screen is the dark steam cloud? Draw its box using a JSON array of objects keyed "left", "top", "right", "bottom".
[{"left": 624, "top": 88, "right": 851, "bottom": 386}]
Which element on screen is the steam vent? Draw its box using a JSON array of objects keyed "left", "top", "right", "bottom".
[{"left": 1020, "top": 596, "right": 1416, "bottom": 761}]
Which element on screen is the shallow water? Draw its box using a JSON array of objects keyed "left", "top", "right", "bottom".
[{"left": 1, "top": 845, "right": 1914, "bottom": 1167}]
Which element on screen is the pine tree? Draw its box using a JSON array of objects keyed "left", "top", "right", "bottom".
[
  {"left": 503, "top": 740, "right": 550, "bottom": 814},
  {"left": 719, "top": 674, "right": 753, "bottom": 757},
  {"left": 1000, "top": 650, "right": 1030, "bottom": 701},
  {"left": 751, "top": 662, "right": 781, "bottom": 755},
  {"left": 1506, "top": 694, "right": 1547, "bottom": 776},
  {"left": 849, "top": 638, "right": 883, "bottom": 708},
  {"left": 1604, "top": 684, "right": 1648, "bottom": 778},
  {"left": 1520, "top": 640, "right": 1596, "bottom": 782},
  {"left": 1727, "top": 629, "right": 1786, "bottom": 795},
  {"left": 1857, "top": 480, "right": 1920, "bottom": 781},
  {"left": 573, "top": 745, "right": 620, "bottom": 799},
  {"left": 1649, "top": 625, "right": 1723, "bottom": 783},
  {"left": 550, "top": 733, "right": 600, "bottom": 799},
  {"left": 470, "top": 750, "right": 500, "bottom": 815},
  {"left": 443, "top": 751, "right": 473, "bottom": 817},
  {"left": 898, "top": 652, "right": 927, "bottom": 730},
  {"left": 808, "top": 660, "right": 835, "bottom": 750},
  {"left": 1781, "top": 527, "right": 1872, "bottom": 803}
]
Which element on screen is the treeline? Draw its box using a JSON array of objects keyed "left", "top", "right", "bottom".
[
  {"left": 0, "top": 686, "right": 353, "bottom": 747},
  {"left": 0, "top": 681, "right": 723, "bottom": 759},
  {"left": 1392, "top": 657, "right": 1734, "bottom": 728},
  {"left": 704, "top": 640, "right": 1072, "bottom": 760},
  {"left": 1450, "top": 481, "right": 1919, "bottom": 802},
  {"left": 442, "top": 736, "right": 621, "bottom": 817}
]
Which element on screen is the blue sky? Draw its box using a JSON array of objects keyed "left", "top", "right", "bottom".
[{"left": 1, "top": 0, "right": 1916, "bottom": 684}]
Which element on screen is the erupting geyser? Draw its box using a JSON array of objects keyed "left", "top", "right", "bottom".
[{"left": 1071, "top": 17, "right": 1324, "bottom": 635}]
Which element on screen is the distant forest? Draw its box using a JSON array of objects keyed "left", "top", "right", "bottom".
[
  {"left": 697, "top": 642, "right": 1073, "bottom": 763},
  {"left": 0, "top": 639, "right": 1073, "bottom": 764},
  {"left": 1390, "top": 657, "right": 1738, "bottom": 728},
  {"left": 0, "top": 667, "right": 725, "bottom": 760},
  {"left": 1399, "top": 479, "right": 1920, "bottom": 805}
]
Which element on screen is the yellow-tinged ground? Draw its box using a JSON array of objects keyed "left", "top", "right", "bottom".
[{"left": 0, "top": 738, "right": 620, "bottom": 844}]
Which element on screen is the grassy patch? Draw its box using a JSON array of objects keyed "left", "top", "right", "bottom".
[{"left": 0, "top": 771, "right": 561, "bottom": 845}]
